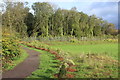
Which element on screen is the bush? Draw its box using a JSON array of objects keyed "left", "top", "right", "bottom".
[
  {"left": 104, "top": 39, "right": 118, "bottom": 42},
  {"left": 69, "top": 38, "right": 79, "bottom": 43},
  {"left": 2, "top": 31, "right": 22, "bottom": 70}
]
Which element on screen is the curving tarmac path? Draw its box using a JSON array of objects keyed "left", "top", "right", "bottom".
[{"left": 2, "top": 46, "right": 40, "bottom": 80}]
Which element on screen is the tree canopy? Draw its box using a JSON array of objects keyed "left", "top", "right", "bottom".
[{"left": 2, "top": 2, "right": 118, "bottom": 38}]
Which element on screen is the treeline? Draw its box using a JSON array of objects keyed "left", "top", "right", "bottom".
[{"left": 2, "top": 2, "right": 118, "bottom": 38}]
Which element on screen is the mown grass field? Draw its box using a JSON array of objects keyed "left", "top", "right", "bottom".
[{"left": 44, "top": 41, "right": 118, "bottom": 60}]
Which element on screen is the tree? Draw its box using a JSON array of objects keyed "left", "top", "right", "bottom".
[
  {"left": 93, "top": 17, "right": 103, "bottom": 36},
  {"left": 2, "top": 2, "right": 29, "bottom": 37},
  {"left": 88, "top": 15, "right": 96, "bottom": 37},
  {"left": 53, "top": 8, "right": 64, "bottom": 36},
  {"left": 32, "top": 2, "right": 54, "bottom": 37},
  {"left": 93, "top": 25, "right": 102, "bottom": 36},
  {"left": 24, "top": 12, "right": 35, "bottom": 37},
  {"left": 79, "top": 12, "right": 89, "bottom": 37},
  {"left": 68, "top": 7, "right": 81, "bottom": 37},
  {"left": 106, "top": 23, "right": 116, "bottom": 35}
]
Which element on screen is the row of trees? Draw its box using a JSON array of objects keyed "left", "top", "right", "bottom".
[{"left": 2, "top": 2, "right": 118, "bottom": 38}]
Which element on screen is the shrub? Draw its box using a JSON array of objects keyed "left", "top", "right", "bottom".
[
  {"left": 69, "top": 38, "right": 79, "bottom": 43},
  {"left": 105, "top": 39, "right": 118, "bottom": 42},
  {"left": 2, "top": 31, "right": 22, "bottom": 70}
]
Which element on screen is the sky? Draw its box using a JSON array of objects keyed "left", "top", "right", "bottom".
[{"left": 1, "top": 0, "right": 119, "bottom": 28}]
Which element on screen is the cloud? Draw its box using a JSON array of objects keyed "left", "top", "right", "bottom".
[
  {"left": 84, "top": 2, "right": 118, "bottom": 28},
  {"left": 89, "top": 2, "right": 117, "bottom": 16}
]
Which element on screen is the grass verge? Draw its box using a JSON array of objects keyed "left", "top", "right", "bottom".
[{"left": 23, "top": 45, "right": 60, "bottom": 79}]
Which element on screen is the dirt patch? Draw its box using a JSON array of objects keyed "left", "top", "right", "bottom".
[{"left": 66, "top": 74, "right": 74, "bottom": 78}]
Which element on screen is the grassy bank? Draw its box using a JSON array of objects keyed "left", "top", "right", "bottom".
[{"left": 24, "top": 46, "right": 60, "bottom": 79}]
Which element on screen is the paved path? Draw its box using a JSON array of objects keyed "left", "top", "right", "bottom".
[{"left": 2, "top": 46, "right": 40, "bottom": 80}]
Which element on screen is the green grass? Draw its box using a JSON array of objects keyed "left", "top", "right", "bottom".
[
  {"left": 6, "top": 49, "right": 28, "bottom": 71},
  {"left": 24, "top": 46, "right": 60, "bottom": 79},
  {"left": 44, "top": 41, "right": 118, "bottom": 60},
  {"left": 42, "top": 41, "right": 118, "bottom": 78},
  {"left": 74, "top": 53, "right": 118, "bottom": 78},
  {"left": 22, "top": 41, "right": 119, "bottom": 78}
]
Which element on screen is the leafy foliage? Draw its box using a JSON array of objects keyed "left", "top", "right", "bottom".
[{"left": 2, "top": 29, "right": 22, "bottom": 70}]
